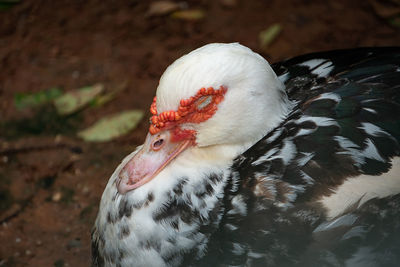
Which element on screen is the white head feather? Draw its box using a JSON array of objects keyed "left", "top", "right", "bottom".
[{"left": 156, "top": 43, "right": 292, "bottom": 154}]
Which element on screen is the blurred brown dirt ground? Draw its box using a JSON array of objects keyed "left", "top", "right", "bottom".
[{"left": 0, "top": 0, "right": 399, "bottom": 266}]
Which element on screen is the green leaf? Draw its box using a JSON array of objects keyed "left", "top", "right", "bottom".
[
  {"left": 0, "top": 0, "right": 20, "bottom": 10},
  {"left": 171, "top": 9, "right": 205, "bottom": 20},
  {"left": 14, "top": 87, "right": 63, "bottom": 110},
  {"left": 389, "top": 15, "right": 400, "bottom": 28},
  {"left": 53, "top": 84, "right": 104, "bottom": 115},
  {"left": 78, "top": 110, "right": 144, "bottom": 142},
  {"left": 90, "top": 92, "right": 116, "bottom": 107},
  {"left": 91, "top": 81, "right": 128, "bottom": 107},
  {"left": 259, "top": 23, "right": 282, "bottom": 49}
]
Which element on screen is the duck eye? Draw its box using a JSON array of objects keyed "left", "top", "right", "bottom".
[
  {"left": 152, "top": 139, "right": 164, "bottom": 150},
  {"left": 196, "top": 96, "right": 212, "bottom": 110}
]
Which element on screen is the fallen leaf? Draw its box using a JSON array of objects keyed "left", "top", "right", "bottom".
[
  {"left": 147, "top": 0, "right": 180, "bottom": 17},
  {"left": 171, "top": 9, "right": 205, "bottom": 21},
  {"left": 369, "top": 0, "right": 400, "bottom": 18},
  {"left": 220, "top": 0, "right": 237, "bottom": 8},
  {"left": 78, "top": 110, "right": 144, "bottom": 142},
  {"left": 14, "top": 87, "right": 62, "bottom": 110},
  {"left": 91, "top": 81, "right": 128, "bottom": 107},
  {"left": 259, "top": 23, "right": 282, "bottom": 50},
  {"left": 0, "top": 0, "right": 20, "bottom": 11},
  {"left": 91, "top": 92, "right": 116, "bottom": 107},
  {"left": 53, "top": 84, "right": 104, "bottom": 115},
  {"left": 369, "top": 0, "right": 400, "bottom": 27},
  {"left": 389, "top": 15, "right": 400, "bottom": 27}
]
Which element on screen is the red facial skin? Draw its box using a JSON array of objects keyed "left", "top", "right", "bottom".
[
  {"left": 117, "top": 86, "right": 227, "bottom": 194},
  {"left": 149, "top": 86, "right": 227, "bottom": 135}
]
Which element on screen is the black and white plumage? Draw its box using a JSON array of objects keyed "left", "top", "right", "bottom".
[{"left": 91, "top": 44, "right": 400, "bottom": 267}]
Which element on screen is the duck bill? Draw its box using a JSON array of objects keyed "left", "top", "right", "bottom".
[{"left": 117, "top": 131, "right": 193, "bottom": 194}]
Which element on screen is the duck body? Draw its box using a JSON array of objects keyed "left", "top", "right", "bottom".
[{"left": 92, "top": 44, "right": 400, "bottom": 267}]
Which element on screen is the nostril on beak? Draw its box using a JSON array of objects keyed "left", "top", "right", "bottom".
[{"left": 152, "top": 138, "right": 165, "bottom": 151}]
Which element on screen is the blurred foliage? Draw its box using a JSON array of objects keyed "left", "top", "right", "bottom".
[
  {"left": 78, "top": 110, "right": 144, "bottom": 142},
  {"left": 1, "top": 105, "right": 82, "bottom": 139},
  {"left": 14, "top": 87, "right": 63, "bottom": 110},
  {"left": 0, "top": 0, "right": 20, "bottom": 11},
  {"left": 54, "top": 84, "right": 104, "bottom": 115},
  {"left": 171, "top": 9, "right": 205, "bottom": 20},
  {"left": 147, "top": 1, "right": 181, "bottom": 17},
  {"left": 389, "top": 15, "right": 400, "bottom": 27},
  {"left": 259, "top": 23, "right": 282, "bottom": 50},
  {"left": 369, "top": 0, "right": 400, "bottom": 28},
  {"left": 5, "top": 82, "right": 138, "bottom": 142}
]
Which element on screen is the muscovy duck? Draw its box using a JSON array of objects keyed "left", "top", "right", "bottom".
[{"left": 92, "top": 43, "right": 400, "bottom": 267}]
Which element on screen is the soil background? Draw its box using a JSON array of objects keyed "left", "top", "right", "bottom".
[{"left": 0, "top": 0, "right": 399, "bottom": 266}]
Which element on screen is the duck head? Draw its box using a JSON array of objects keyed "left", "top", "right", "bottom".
[{"left": 117, "top": 43, "right": 292, "bottom": 194}]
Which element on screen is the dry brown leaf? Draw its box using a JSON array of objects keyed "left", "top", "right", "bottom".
[
  {"left": 369, "top": 0, "right": 400, "bottom": 18},
  {"left": 220, "top": 0, "right": 237, "bottom": 8},
  {"left": 147, "top": 1, "right": 180, "bottom": 17}
]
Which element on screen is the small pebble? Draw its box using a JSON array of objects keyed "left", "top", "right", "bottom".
[
  {"left": 36, "top": 240, "right": 42, "bottom": 246},
  {"left": 52, "top": 192, "right": 62, "bottom": 202},
  {"left": 72, "top": 70, "right": 80, "bottom": 79},
  {"left": 82, "top": 186, "right": 90, "bottom": 194},
  {"left": 15, "top": 237, "right": 21, "bottom": 243},
  {"left": 1, "top": 156, "right": 8, "bottom": 163},
  {"left": 25, "top": 250, "right": 32, "bottom": 256},
  {"left": 54, "top": 135, "right": 63, "bottom": 143}
]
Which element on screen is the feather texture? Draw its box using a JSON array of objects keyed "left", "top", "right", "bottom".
[{"left": 92, "top": 46, "right": 400, "bottom": 266}]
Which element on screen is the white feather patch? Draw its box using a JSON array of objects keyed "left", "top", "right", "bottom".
[
  {"left": 311, "top": 61, "right": 334, "bottom": 78},
  {"left": 298, "top": 59, "right": 334, "bottom": 78},
  {"left": 278, "top": 72, "right": 290, "bottom": 83},
  {"left": 334, "top": 136, "right": 365, "bottom": 167},
  {"left": 363, "top": 138, "right": 385, "bottom": 162},
  {"left": 313, "top": 213, "right": 358, "bottom": 233},
  {"left": 319, "top": 157, "right": 400, "bottom": 219},
  {"left": 316, "top": 92, "right": 341, "bottom": 102},
  {"left": 362, "top": 108, "right": 377, "bottom": 114},
  {"left": 280, "top": 140, "right": 296, "bottom": 165},
  {"left": 359, "top": 122, "right": 391, "bottom": 138},
  {"left": 296, "top": 116, "right": 338, "bottom": 127},
  {"left": 298, "top": 59, "right": 326, "bottom": 69}
]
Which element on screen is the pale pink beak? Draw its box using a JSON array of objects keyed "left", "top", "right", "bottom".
[{"left": 117, "top": 131, "right": 193, "bottom": 194}]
